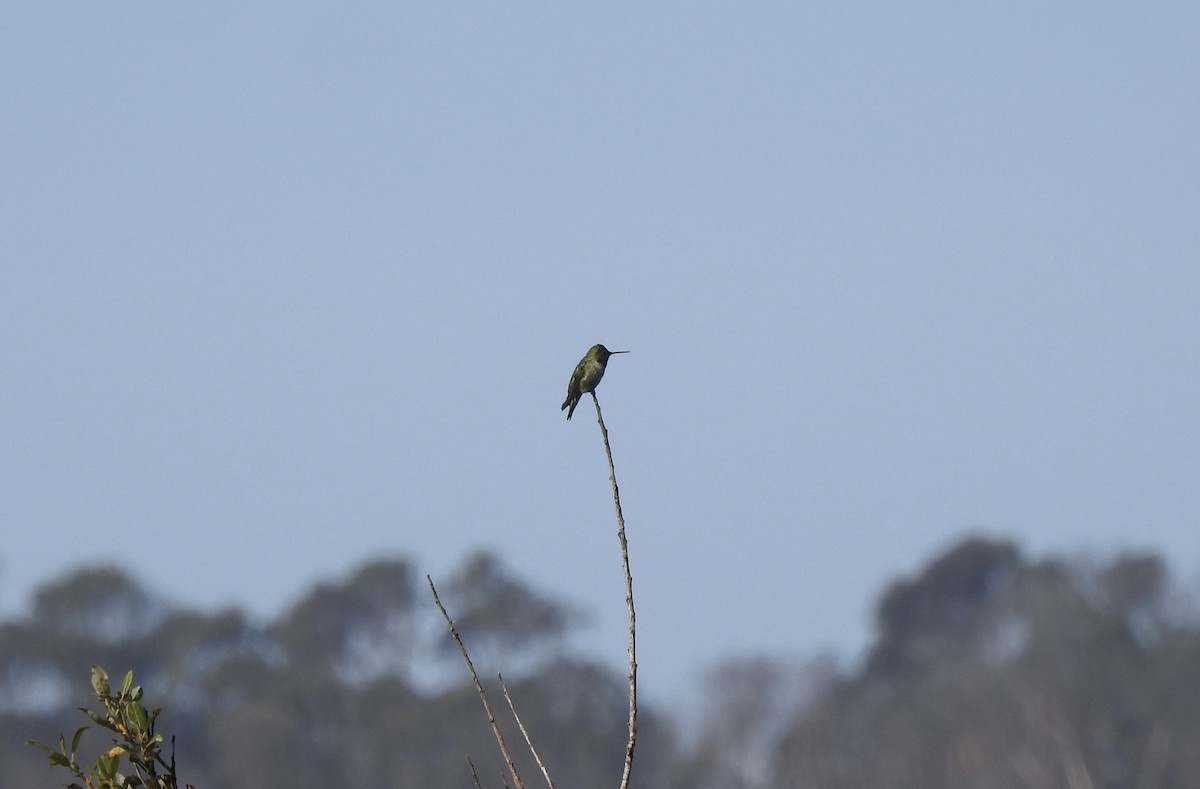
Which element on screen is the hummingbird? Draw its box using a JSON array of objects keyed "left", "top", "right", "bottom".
[{"left": 561, "top": 344, "right": 629, "bottom": 420}]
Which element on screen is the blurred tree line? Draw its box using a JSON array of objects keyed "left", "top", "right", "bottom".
[{"left": 5, "top": 538, "right": 1200, "bottom": 788}]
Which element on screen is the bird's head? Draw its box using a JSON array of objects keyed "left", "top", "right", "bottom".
[{"left": 594, "top": 344, "right": 630, "bottom": 361}]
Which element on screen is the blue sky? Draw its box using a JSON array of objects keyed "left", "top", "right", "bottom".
[{"left": 2, "top": 2, "right": 1198, "bottom": 705}]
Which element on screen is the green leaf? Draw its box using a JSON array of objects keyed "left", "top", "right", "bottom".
[
  {"left": 91, "top": 665, "right": 111, "bottom": 696},
  {"left": 120, "top": 669, "right": 134, "bottom": 695},
  {"left": 94, "top": 751, "right": 117, "bottom": 780},
  {"left": 24, "top": 739, "right": 54, "bottom": 755},
  {"left": 81, "top": 707, "right": 119, "bottom": 731},
  {"left": 128, "top": 701, "right": 149, "bottom": 734},
  {"left": 71, "top": 725, "right": 89, "bottom": 754}
]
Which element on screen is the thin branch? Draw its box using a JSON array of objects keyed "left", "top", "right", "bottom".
[
  {"left": 427, "top": 574, "right": 525, "bottom": 789},
  {"left": 466, "top": 755, "right": 483, "bottom": 789},
  {"left": 500, "top": 673, "right": 555, "bottom": 789},
  {"left": 591, "top": 391, "right": 637, "bottom": 789}
]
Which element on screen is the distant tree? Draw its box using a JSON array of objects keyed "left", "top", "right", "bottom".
[
  {"left": 2, "top": 568, "right": 169, "bottom": 718},
  {"left": 773, "top": 537, "right": 1200, "bottom": 789},
  {"left": 151, "top": 608, "right": 267, "bottom": 711},
  {"left": 33, "top": 566, "right": 166, "bottom": 643},
  {"left": 682, "top": 655, "right": 832, "bottom": 789},
  {"left": 271, "top": 558, "right": 418, "bottom": 682},
  {"left": 867, "top": 537, "right": 1021, "bottom": 675},
  {"left": 439, "top": 550, "right": 582, "bottom": 669}
]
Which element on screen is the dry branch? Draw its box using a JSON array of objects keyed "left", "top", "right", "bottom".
[
  {"left": 500, "top": 674, "right": 555, "bottom": 789},
  {"left": 591, "top": 391, "right": 638, "bottom": 789},
  {"left": 427, "top": 575, "right": 525, "bottom": 789}
]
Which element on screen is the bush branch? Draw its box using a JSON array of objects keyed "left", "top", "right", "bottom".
[
  {"left": 500, "top": 673, "right": 555, "bottom": 789},
  {"left": 591, "top": 391, "right": 637, "bottom": 789},
  {"left": 428, "top": 575, "right": 525, "bottom": 789}
]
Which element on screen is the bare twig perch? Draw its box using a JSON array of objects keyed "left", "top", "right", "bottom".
[
  {"left": 501, "top": 674, "right": 556, "bottom": 789},
  {"left": 427, "top": 575, "right": 525, "bottom": 789},
  {"left": 591, "top": 391, "right": 637, "bottom": 789},
  {"left": 466, "top": 756, "right": 483, "bottom": 789}
]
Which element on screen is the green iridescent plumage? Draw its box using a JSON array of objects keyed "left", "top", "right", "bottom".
[{"left": 561, "top": 344, "right": 628, "bottom": 420}]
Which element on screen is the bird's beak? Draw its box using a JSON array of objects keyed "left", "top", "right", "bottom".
[{"left": 611, "top": 350, "right": 630, "bottom": 354}]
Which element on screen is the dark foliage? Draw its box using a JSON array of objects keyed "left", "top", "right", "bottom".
[
  {"left": 6, "top": 551, "right": 677, "bottom": 789},
  {"left": 773, "top": 539, "right": 1200, "bottom": 789},
  {"left": 9, "top": 539, "right": 1200, "bottom": 789}
]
